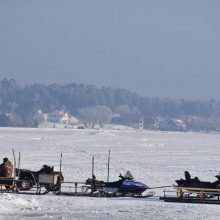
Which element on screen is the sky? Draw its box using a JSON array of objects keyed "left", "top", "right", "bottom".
[{"left": 0, "top": 0, "right": 220, "bottom": 100}]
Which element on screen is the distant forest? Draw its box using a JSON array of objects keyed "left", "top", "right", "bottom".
[{"left": 1, "top": 78, "right": 220, "bottom": 131}]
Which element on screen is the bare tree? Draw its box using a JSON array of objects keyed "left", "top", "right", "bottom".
[
  {"left": 78, "top": 107, "right": 93, "bottom": 128},
  {"left": 78, "top": 105, "right": 112, "bottom": 128},
  {"left": 95, "top": 105, "right": 112, "bottom": 128}
]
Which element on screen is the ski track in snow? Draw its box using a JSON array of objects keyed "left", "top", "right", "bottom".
[{"left": 0, "top": 127, "right": 220, "bottom": 219}]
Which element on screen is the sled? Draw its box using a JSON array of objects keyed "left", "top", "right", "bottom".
[
  {"left": 161, "top": 186, "right": 220, "bottom": 204},
  {"left": 0, "top": 177, "right": 16, "bottom": 192}
]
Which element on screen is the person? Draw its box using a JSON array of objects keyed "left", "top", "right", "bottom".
[
  {"left": 184, "top": 171, "right": 191, "bottom": 181},
  {"left": 0, "top": 157, "right": 13, "bottom": 178}
]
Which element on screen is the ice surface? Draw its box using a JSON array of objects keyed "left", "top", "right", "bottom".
[{"left": 0, "top": 127, "right": 220, "bottom": 219}]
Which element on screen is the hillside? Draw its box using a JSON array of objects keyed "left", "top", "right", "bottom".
[{"left": 1, "top": 78, "right": 220, "bottom": 131}]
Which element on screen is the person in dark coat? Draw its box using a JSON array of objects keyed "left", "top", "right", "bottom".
[{"left": 0, "top": 157, "right": 13, "bottom": 177}]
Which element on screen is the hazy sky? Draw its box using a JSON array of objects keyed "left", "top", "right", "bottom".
[{"left": 0, "top": 1, "right": 220, "bottom": 99}]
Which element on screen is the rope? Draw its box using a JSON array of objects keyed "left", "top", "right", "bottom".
[{"left": 149, "top": 185, "right": 174, "bottom": 189}]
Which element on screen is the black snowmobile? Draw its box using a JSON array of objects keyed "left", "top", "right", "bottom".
[{"left": 175, "top": 171, "right": 220, "bottom": 189}]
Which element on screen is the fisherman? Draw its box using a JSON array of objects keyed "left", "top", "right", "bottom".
[{"left": 0, "top": 157, "right": 13, "bottom": 178}]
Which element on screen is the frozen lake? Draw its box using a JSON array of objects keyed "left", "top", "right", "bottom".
[{"left": 0, "top": 127, "right": 220, "bottom": 219}]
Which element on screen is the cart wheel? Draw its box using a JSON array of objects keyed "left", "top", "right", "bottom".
[{"left": 19, "top": 177, "right": 33, "bottom": 190}]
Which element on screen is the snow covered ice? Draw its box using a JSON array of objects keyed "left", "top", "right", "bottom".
[{"left": 0, "top": 127, "right": 220, "bottom": 219}]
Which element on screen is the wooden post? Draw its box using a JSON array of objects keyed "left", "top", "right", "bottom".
[
  {"left": 199, "top": 191, "right": 205, "bottom": 202},
  {"left": 75, "top": 183, "right": 77, "bottom": 193},
  {"left": 92, "top": 156, "right": 94, "bottom": 177},
  {"left": 18, "top": 152, "right": 21, "bottom": 179},
  {"left": 177, "top": 188, "right": 183, "bottom": 200},
  {"left": 107, "top": 150, "right": 110, "bottom": 182},
  {"left": 60, "top": 153, "right": 63, "bottom": 173},
  {"left": 59, "top": 153, "right": 63, "bottom": 194},
  {"left": 163, "top": 188, "right": 165, "bottom": 198},
  {"left": 12, "top": 149, "right": 16, "bottom": 178}
]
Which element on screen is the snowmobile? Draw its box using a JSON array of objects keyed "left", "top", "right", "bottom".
[
  {"left": 175, "top": 171, "right": 220, "bottom": 189},
  {"left": 85, "top": 171, "right": 149, "bottom": 197}
]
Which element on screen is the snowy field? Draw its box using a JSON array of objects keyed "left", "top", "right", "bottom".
[{"left": 0, "top": 127, "right": 220, "bottom": 220}]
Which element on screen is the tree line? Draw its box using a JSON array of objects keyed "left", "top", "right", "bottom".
[{"left": 1, "top": 78, "right": 220, "bottom": 130}]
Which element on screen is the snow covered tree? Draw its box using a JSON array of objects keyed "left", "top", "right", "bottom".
[{"left": 78, "top": 105, "right": 112, "bottom": 128}]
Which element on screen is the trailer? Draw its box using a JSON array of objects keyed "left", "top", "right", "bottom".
[{"left": 0, "top": 167, "right": 63, "bottom": 195}]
